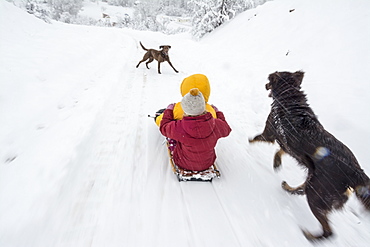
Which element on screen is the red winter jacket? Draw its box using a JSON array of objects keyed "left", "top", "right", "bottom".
[{"left": 160, "top": 109, "right": 232, "bottom": 171}]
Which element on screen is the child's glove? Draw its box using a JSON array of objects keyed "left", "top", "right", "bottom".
[
  {"left": 166, "top": 103, "right": 175, "bottom": 110},
  {"left": 154, "top": 108, "right": 166, "bottom": 122},
  {"left": 211, "top": 104, "right": 219, "bottom": 112}
]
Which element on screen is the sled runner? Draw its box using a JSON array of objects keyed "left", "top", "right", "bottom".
[{"left": 166, "top": 139, "right": 221, "bottom": 182}]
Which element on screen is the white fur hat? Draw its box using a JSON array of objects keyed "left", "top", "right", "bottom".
[{"left": 181, "top": 88, "right": 206, "bottom": 116}]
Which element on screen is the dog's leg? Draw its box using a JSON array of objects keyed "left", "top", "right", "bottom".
[
  {"left": 249, "top": 134, "right": 275, "bottom": 143},
  {"left": 137, "top": 52, "right": 150, "bottom": 68},
  {"left": 146, "top": 57, "right": 154, "bottom": 69},
  {"left": 301, "top": 176, "right": 337, "bottom": 241},
  {"left": 273, "top": 148, "right": 285, "bottom": 170},
  {"left": 157, "top": 61, "right": 162, "bottom": 74},
  {"left": 282, "top": 181, "right": 306, "bottom": 195},
  {"left": 303, "top": 218, "right": 332, "bottom": 241},
  {"left": 167, "top": 61, "right": 179, "bottom": 73},
  {"left": 249, "top": 112, "right": 276, "bottom": 144},
  {"left": 136, "top": 60, "right": 144, "bottom": 68},
  {"left": 303, "top": 189, "right": 333, "bottom": 240}
]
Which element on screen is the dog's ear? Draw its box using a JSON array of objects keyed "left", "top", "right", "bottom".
[
  {"left": 292, "top": 71, "right": 305, "bottom": 87},
  {"left": 268, "top": 71, "right": 279, "bottom": 83},
  {"left": 159, "top": 45, "right": 171, "bottom": 49}
]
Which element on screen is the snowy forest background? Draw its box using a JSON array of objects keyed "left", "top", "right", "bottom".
[{"left": 6, "top": 0, "right": 270, "bottom": 38}]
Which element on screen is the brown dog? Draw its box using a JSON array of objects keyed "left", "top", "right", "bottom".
[
  {"left": 136, "top": 42, "right": 179, "bottom": 74},
  {"left": 249, "top": 71, "right": 370, "bottom": 241}
]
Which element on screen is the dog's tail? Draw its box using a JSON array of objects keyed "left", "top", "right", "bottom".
[
  {"left": 139, "top": 41, "right": 148, "bottom": 51},
  {"left": 354, "top": 174, "right": 370, "bottom": 210}
]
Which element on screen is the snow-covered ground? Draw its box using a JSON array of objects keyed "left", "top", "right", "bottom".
[{"left": 1, "top": 0, "right": 370, "bottom": 246}]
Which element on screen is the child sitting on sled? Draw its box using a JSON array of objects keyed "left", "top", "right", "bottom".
[
  {"left": 159, "top": 88, "right": 231, "bottom": 172},
  {"left": 155, "top": 74, "right": 218, "bottom": 126}
]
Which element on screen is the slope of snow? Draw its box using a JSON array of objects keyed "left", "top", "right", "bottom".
[{"left": 0, "top": 0, "right": 369, "bottom": 246}]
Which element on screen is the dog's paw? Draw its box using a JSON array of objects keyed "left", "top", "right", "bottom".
[
  {"left": 302, "top": 229, "right": 332, "bottom": 241},
  {"left": 273, "top": 163, "right": 282, "bottom": 172},
  {"left": 282, "top": 181, "right": 298, "bottom": 193},
  {"left": 282, "top": 181, "right": 306, "bottom": 195},
  {"left": 282, "top": 181, "right": 288, "bottom": 190},
  {"left": 248, "top": 136, "right": 261, "bottom": 143},
  {"left": 248, "top": 134, "right": 271, "bottom": 143},
  {"left": 302, "top": 229, "right": 317, "bottom": 241},
  {"left": 273, "top": 157, "right": 282, "bottom": 171}
]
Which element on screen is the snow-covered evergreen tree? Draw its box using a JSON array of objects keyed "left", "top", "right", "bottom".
[
  {"left": 48, "top": 0, "right": 83, "bottom": 21},
  {"left": 131, "top": 0, "right": 160, "bottom": 31},
  {"left": 189, "top": 0, "right": 231, "bottom": 39},
  {"left": 189, "top": 0, "right": 270, "bottom": 39},
  {"left": 7, "top": 0, "right": 270, "bottom": 36},
  {"left": 106, "top": 0, "right": 131, "bottom": 7},
  {"left": 26, "top": 0, "right": 51, "bottom": 23}
]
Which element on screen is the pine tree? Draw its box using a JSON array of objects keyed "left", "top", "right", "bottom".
[
  {"left": 189, "top": 0, "right": 231, "bottom": 39},
  {"left": 189, "top": 0, "right": 269, "bottom": 39}
]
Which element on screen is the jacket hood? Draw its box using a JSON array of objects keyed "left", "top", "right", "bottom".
[
  {"left": 180, "top": 74, "right": 211, "bottom": 102},
  {"left": 182, "top": 112, "right": 215, "bottom": 138}
]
